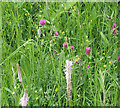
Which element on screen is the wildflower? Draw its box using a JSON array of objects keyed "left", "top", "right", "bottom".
[
  {"left": 76, "top": 59, "right": 82, "bottom": 64},
  {"left": 43, "top": 34, "right": 45, "bottom": 36},
  {"left": 39, "top": 15, "right": 41, "bottom": 17},
  {"left": 75, "top": 59, "right": 77, "bottom": 62},
  {"left": 16, "top": 64, "right": 22, "bottom": 83},
  {"left": 113, "top": 30, "right": 117, "bottom": 34},
  {"left": 50, "top": 40, "right": 52, "bottom": 44},
  {"left": 103, "top": 53, "right": 105, "bottom": 55},
  {"left": 87, "top": 65, "right": 90, "bottom": 68},
  {"left": 64, "top": 7, "right": 66, "bottom": 10},
  {"left": 55, "top": 32, "right": 59, "bottom": 36},
  {"left": 100, "top": 58, "right": 102, "bottom": 61},
  {"left": 63, "top": 42, "right": 69, "bottom": 48},
  {"left": 86, "top": 36, "right": 88, "bottom": 38},
  {"left": 65, "top": 60, "right": 73, "bottom": 99},
  {"left": 55, "top": 88, "right": 58, "bottom": 92},
  {"left": 25, "top": 13, "right": 27, "bottom": 16},
  {"left": 9, "top": 22, "right": 11, "bottom": 24},
  {"left": 104, "top": 65, "right": 107, "bottom": 67},
  {"left": 86, "top": 39, "right": 88, "bottom": 42},
  {"left": 19, "top": 89, "right": 29, "bottom": 107},
  {"left": 54, "top": 50, "right": 57, "bottom": 54},
  {"left": 36, "top": 97, "right": 38, "bottom": 100},
  {"left": 113, "top": 23, "right": 116, "bottom": 28},
  {"left": 39, "top": 19, "right": 46, "bottom": 25},
  {"left": 69, "top": 46, "right": 75, "bottom": 50},
  {"left": 76, "top": 55, "right": 78, "bottom": 57},
  {"left": 76, "top": 62, "right": 79, "bottom": 64},
  {"left": 111, "top": 23, "right": 117, "bottom": 35},
  {"left": 98, "top": 52, "right": 100, "bottom": 54},
  {"left": 64, "top": 37, "right": 67, "bottom": 41},
  {"left": 35, "top": 90, "right": 37, "bottom": 93},
  {"left": 53, "top": 94, "right": 55, "bottom": 97},
  {"left": 86, "top": 47, "right": 91, "bottom": 56},
  {"left": 35, "top": 36, "right": 37, "bottom": 39},
  {"left": 102, "top": 71, "right": 105, "bottom": 74},
  {"left": 39, "top": 88, "right": 42, "bottom": 91},
  {"left": 18, "top": 86, "right": 20, "bottom": 88},
  {"left": 117, "top": 56, "right": 120, "bottom": 61},
  {"left": 108, "top": 16, "right": 111, "bottom": 20},
  {"left": 109, "top": 61, "right": 111, "bottom": 63},
  {"left": 62, "top": 31, "right": 64, "bottom": 34},
  {"left": 12, "top": 92, "right": 15, "bottom": 95}
]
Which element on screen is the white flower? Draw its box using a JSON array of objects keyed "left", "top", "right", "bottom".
[
  {"left": 12, "top": 92, "right": 15, "bottom": 95},
  {"left": 20, "top": 89, "right": 28, "bottom": 107}
]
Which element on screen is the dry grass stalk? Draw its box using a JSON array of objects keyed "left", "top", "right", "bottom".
[
  {"left": 16, "top": 63, "right": 22, "bottom": 82},
  {"left": 65, "top": 60, "right": 73, "bottom": 99}
]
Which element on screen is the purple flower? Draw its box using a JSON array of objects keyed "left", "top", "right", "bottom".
[
  {"left": 86, "top": 47, "right": 91, "bottom": 56},
  {"left": 113, "top": 23, "right": 116, "bottom": 28},
  {"left": 117, "top": 56, "right": 120, "bottom": 61},
  {"left": 76, "top": 59, "right": 82, "bottom": 65},
  {"left": 108, "top": 17, "right": 111, "bottom": 20},
  {"left": 113, "top": 30, "right": 117, "bottom": 34},
  {"left": 76, "top": 62, "right": 79, "bottom": 64},
  {"left": 87, "top": 65, "right": 90, "bottom": 68},
  {"left": 54, "top": 50, "right": 57, "bottom": 54},
  {"left": 55, "top": 32, "right": 59, "bottom": 36},
  {"left": 39, "top": 19, "right": 46, "bottom": 25},
  {"left": 63, "top": 42, "right": 69, "bottom": 48},
  {"left": 69, "top": 46, "right": 75, "bottom": 50},
  {"left": 111, "top": 23, "right": 117, "bottom": 35}
]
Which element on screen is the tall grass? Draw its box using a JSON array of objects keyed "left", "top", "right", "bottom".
[
  {"left": 1, "top": 2, "right": 119, "bottom": 106},
  {"left": 0, "top": 2, "right": 2, "bottom": 108}
]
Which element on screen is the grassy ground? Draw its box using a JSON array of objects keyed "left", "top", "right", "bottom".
[{"left": 1, "top": 2, "right": 120, "bottom": 106}]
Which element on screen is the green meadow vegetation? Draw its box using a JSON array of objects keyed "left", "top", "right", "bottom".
[{"left": 1, "top": 2, "right": 120, "bottom": 106}]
